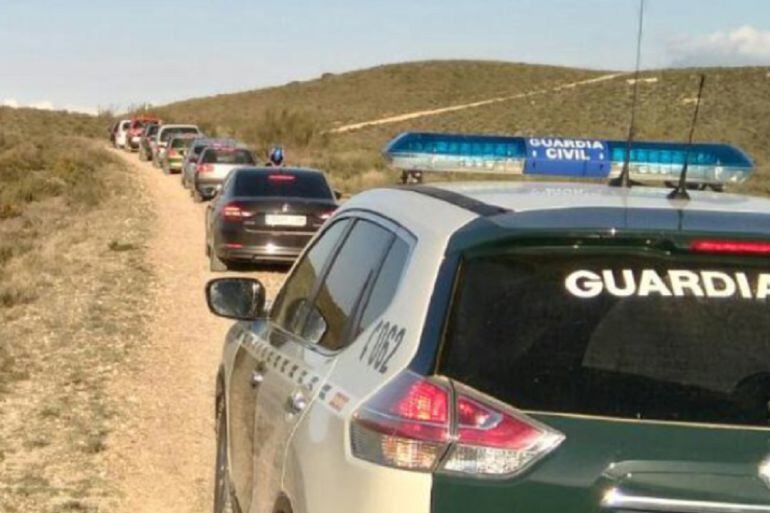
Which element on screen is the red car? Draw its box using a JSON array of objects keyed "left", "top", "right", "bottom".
[{"left": 125, "top": 115, "right": 161, "bottom": 152}]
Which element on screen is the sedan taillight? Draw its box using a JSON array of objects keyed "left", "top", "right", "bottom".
[
  {"left": 196, "top": 164, "right": 213, "bottom": 173},
  {"left": 319, "top": 209, "right": 336, "bottom": 221},
  {"left": 221, "top": 202, "right": 254, "bottom": 222},
  {"left": 350, "top": 371, "right": 564, "bottom": 477}
]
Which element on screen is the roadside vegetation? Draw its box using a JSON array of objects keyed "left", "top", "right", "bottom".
[
  {"left": 152, "top": 61, "right": 770, "bottom": 195},
  {"left": 0, "top": 106, "right": 152, "bottom": 512}
]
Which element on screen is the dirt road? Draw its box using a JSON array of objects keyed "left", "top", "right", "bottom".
[{"left": 104, "top": 150, "right": 286, "bottom": 513}]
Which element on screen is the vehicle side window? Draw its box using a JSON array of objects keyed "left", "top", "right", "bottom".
[
  {"left": 354, "top": 237, "right": 410, "bottom": 338},
  {"left": 202, "top": 150, "right": 217, "bottom": 164},
  {"left": 271, "top": 219, "right": 351, "bottom": 334},
  {"left": 302, "top": 220, "right": 393, "bottom": 351}
]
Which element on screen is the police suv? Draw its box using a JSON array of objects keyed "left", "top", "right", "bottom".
[{"left": 206, "top": 132, "right": 770, "bottom": 513}]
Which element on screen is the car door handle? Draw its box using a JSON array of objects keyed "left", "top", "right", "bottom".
[{"left": 285, "top": 390, "right": 308, "bottom": 414}]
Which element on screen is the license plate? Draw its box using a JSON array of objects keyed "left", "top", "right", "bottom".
[{"left": 265, "top": 214, "right": 306, "bottom": 227}]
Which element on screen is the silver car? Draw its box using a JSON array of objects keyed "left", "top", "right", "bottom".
[
  {"left": 153, "top": 124, "right": 202, "bottom": 168},
  {"left": 191, "top": 144, "right": 256, "bottom": 202},
  {"left": 181, "top": 138, "right": 238, "bottom": 190}
]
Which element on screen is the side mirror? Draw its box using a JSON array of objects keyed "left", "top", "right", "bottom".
[
  {"left": 334, "top": 190, "right": 343, "bottom": 200},
  {"left": 205, "top": 278, "right": 266, "bottom": 321}
]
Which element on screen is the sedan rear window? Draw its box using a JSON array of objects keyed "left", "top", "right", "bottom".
[
  {"left": 201, "top": 148, "right": 255, "bottom": 165},
  {"left": 160, "top": 127, "right": 198, "bottom": 142},
  {"left": 171, "top": 138, "right": 193, "bottom": 149},
  {"left": 234, "top": 171, "right": 333, "bottom": 200},
  {"left": 440, "top": 251, "right": 770, "bottom": 427}
]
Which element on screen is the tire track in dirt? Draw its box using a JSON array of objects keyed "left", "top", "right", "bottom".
[{"left": 104, "top": 149, "right": 286, "bottom": 513}]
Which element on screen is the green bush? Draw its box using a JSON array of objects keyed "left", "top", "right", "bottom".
[{"left": 250, "top": 108, "right": 323, "bottom": 149}]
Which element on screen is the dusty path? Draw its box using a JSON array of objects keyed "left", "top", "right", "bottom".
[
  {"left": 330, "top": 72, "right": 627, "bottom": 133},
  {"left": 104, "top": 149, "right": 286, "bottom": 513}
]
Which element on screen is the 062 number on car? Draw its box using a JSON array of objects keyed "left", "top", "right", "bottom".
[{"left": 359, "top": 320, "right": 405, "bottom": 374}]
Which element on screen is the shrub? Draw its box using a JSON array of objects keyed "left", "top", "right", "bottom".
[{"left": 251, "top": 108, "right": 323, "bottom": 149}]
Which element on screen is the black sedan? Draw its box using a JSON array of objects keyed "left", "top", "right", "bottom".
[{"left": 205, "top": 167, "right": 339, "bottom": 270}]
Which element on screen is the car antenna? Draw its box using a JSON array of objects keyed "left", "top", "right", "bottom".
[
  {"left": 668, "top": 74, "right": 707, "bottom": 201},
  {"left": 609, "top": 0, "right": 645, "bottom": 188}
]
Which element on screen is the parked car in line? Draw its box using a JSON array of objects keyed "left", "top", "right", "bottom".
[
  {"left": 113, "top": 119, "right": 131, "bottom": 149},
  {"left": 138, "top": 123, "right": 160, "bottom": 162},
  {"left": 161, "top": 133, "right": 200, "bottom": 174},
  {"left": 205, "top": 131, "right": 770, "bottom": 513},
  {"left": 153, "top": 124, "right": 202, "bottom": 167},
  {"left": 204, "top": 167, "right": 338, "bottom": 270},
  {"left": 125, "top": 115, "right": 161, "bottom": 152},
  {"left": 108, "top": 120, "right": 120, "bottom": 146},
  {"left": 191, "top": 144, "right": 255, "bottom": 202},
  {"left": 181, "top": 138, "right": 235, "bottom": 189}
]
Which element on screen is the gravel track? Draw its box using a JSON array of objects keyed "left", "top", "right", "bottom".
[{"left": 105, "top": 149, "right": 286, "bottom": 513}]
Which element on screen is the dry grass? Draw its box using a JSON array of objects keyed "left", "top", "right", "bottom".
[{"left": 0, "top": 108, "right": 154, "bottom": 512}]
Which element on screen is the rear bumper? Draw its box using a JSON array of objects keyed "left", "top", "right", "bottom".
[
  {"left": 215, "top": 226, "right": 315, "bottom": 262},
  {"left": 128, "top": 136, "right": 141, "bottom": 149},
  {"left": 216, "top": 244, "right": 303, "bottom": 263},
  {"left": 167, "top": 158, "right": 184, "bottom": 171},
  {"left": 196, "top": 176, "right": 225, "bottom": 198}
]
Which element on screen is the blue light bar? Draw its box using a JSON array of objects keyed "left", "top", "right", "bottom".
[{"left": 384, "top": 132, "right": 754, "bottom": 185}]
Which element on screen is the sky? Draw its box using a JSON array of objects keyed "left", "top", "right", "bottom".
[{"left": 0, "top": 0, "right": 768, "bottom": 114}]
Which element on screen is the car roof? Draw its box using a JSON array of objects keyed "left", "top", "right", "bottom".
[
  {"left": 233, "top": 166, "right": 326, "bottom": 176},
  {"left": 159, "top": 124, "right": 198, "bottom": 130},
  {"left": 202, "top": 140, "right": 247, "bottom": 149},
  {"left": 434, "top": 181, "right": 770, "bottom": 215},
  {"left": 342, "top": 181, "right": 770, "bottom": 246}
]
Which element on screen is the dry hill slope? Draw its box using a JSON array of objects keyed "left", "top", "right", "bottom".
[{"left": 155, "top": 61, "right": 770, "bottom": 194}]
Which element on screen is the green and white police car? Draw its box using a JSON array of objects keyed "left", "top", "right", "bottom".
[{"left": 206, "top": 132, "right": 770, "bottom": 513}]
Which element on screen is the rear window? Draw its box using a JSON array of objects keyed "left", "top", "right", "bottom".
[
  {"left": 440, "top": 251, "right": 770, "bottom": 427},
  {"left": 201, "top": 148, "right": 254, "bottom": 165},
  {"left": 160, "top": 127, "right": 198, "bottom": 141},
  {"left": 171, "top": 138, "right": 192, "bottom": 149},
  {"left": 233, "top": 171, "right": 333, "bottom": 200},
  {"left": 120, "top": 121, "right": 130, "bottom": 130},
  {"left": 146, "top": 125, "right": 159, "bottom": 136}
]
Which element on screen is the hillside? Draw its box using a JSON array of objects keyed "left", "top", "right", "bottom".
[
  {"left": 153, "top": 61, "right": 770, "bottom": 195},
  {"left": 0, "top": 107, "right": 152, "bottom": 511}
]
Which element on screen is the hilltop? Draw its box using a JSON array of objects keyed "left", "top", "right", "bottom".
[{"left": 152, "top": 60, "right": 770, "bottom": 194}]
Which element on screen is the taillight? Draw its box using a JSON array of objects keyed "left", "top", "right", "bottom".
[
  {"left": 351, "top": 371, "right": 564, "bottom": 477},
  {"left": 351, "top": 373, "right": 449, "bottom": 471},
  {"left": 691, "top": 239, "right": 770, "bottom": 256},
  {"left": 221, "top": 202, "right": 254, "bottom": 222},
  {"left": 196, "top": 164, "right": 213, "bottom": 174},
  {"left": 268, "top": 174, "right": 296, "bottom": 182},
  {"left": 168, "top": 149, "right": 179, "bottom": 157},
  {"left": 442, "top": 383, "right": 564, "bottom": 476},
  {"left": 319, "top": 209, "right": 336, "bottom": 221}
]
